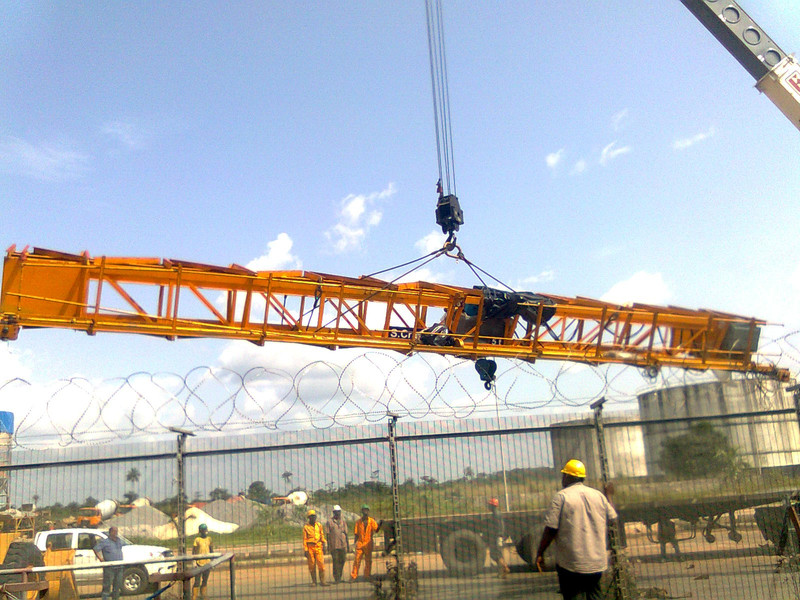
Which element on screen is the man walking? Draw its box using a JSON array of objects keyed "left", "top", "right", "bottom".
[
  {"left": 535, "top": 459, "right": 617, "bottom": 600},
  {"left": 325, "top": 505, "right": 349, "bottom": 583},
  {"left": 94, "top": 526, "right": 124, "bottom": 600},
  {"left": 303, "top": 510, "right": 329, "bottom": 586},
  {"left": 350, "top": 505, "right": 382, "bottom": 582}
]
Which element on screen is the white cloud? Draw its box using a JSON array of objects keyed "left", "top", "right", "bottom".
[
  {"left": 672, "top": 127, "right": 715, "bottom": 150},
  {"left": 216, "top": 342, "right": 450, "bottom": 423},
  {"left": 101, "top": 121, "right": 147, "bottom": 150},
  {"left": 612, "top": 109, "right": 629, "bottom": 131},
  {"left": 570, "top": 159, "right": 587, "bottom": 175},
  {"left": 0, "top": 344, "right": 32, "bottom": 383},
  {"left": 395, "top": 266, "right": 452, "bottom": 284},
  {"left": 325, "top": 183, "right": 396, "bottom": 253},
  {"left": 758, "top": 261, "right": 800, "bottom": 329},
  {"left": 415, "top": 231, "right": 447, "bottom": 255},
  {"left": 601, "top": 271, "right": 672, "bottom": 306},
  {"left": 518, "top": 270, "right": 555, "bottom": 289},
  {"left": 791, "top": 262, "right": 800, "bottom": 291},
  {"left": 599, "top": 141, "right": 631, "bottom": 166},
  {"left": 217, "top": 233, "right": 301, "bottom": 319},
  {"left": 0, "top": 136, "right": 90, "bottom": 180},
  {"left": 545, "top": 149, "right": 565, "bottom": 170},
  {"left": 594, "top": 245, "right": 624, "bottom": 260},
  {"left": 246, "top": 233, "right": 301, "bottom": 271}
]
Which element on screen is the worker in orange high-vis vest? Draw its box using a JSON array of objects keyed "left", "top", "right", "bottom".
[
  {"left": 350, "top": 504, "right": 383, "bottom": 582},
  {"left": 303, "top": 510, "right": 329, "bottom": 586}
]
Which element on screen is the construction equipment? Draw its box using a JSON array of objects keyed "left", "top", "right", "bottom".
[
  {"left": 271, "top": 491, "right": 309, "bottom": 507},
  {"left": 0, "top": 246, "right": 787, "bottom": 380},
  {"left": 74, "top": 500, "right": 117, "bottom": 529},
  {"left": 681, "top": 0, "right": 800, "bottom": 131}
]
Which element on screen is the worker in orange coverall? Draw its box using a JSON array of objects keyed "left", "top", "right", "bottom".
[
  {"left": 303, "top": 510, "right": 329, "bottom": 586},
  {"left": 350, "top": 504, "right": 383, "bottom": 582}
]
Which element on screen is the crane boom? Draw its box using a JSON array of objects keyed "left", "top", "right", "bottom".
[
  {"left": 0, "top": 247, "right": 786, "bottom": 380},
  {"left": 680, "top": 0, "right": 800, "bottom": 131}
]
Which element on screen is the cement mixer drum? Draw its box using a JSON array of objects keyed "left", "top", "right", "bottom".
[
  {"left": 95, "top": 499, "right": 118, "bottom": 520},
  {"left": 287, "top": 491, "right": 308, "bottom": 506}
]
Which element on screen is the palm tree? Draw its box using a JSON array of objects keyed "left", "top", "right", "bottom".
[
  {"left": 126, "top": 467, "right": 141, "bottom": 484},
  {"left": 281, "top": 471, "right": 293, "bottom": 486}
]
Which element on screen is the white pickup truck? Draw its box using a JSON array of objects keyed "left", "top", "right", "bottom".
[{"left": 34, "top": 528, "right": 174, "bottom": 595}]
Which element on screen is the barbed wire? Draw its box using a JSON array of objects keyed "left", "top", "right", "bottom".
[{"left": 1, "top": 330, "right": 798, "bottom": 449}]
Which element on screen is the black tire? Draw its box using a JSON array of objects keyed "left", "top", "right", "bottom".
[
  {"left": 0, "top": 542, "right": 44, "bottom": 584},
  {"left": 440, "top": 529, "right": 486, "bottom": 576},
  {"left": 122, "top": 566, "right": 149, "bottom": 596},
  {"left": 515, "top": 533, "right": 535, "bottom": 567}
]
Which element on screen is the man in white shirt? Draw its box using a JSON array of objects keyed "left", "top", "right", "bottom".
[{"left": 535, "top": 459, "right": 617, "bottom": 600}]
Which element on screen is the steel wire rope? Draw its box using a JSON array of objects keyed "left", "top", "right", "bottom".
[
  {"left": 309, "top": 247, "right": 448, "bottom": 335},
  {"left": 425, "top": 0, "right": 456, "bottom": 196}
]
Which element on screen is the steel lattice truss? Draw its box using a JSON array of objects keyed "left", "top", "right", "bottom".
[{"left": 0, "top": 247, "right": 787, "bottom": 379}]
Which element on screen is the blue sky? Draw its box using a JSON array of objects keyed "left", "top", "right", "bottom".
[{"left": 1, "top": 1, "right": 800, "bottom": 427}]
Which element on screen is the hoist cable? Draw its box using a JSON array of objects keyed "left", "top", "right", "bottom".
[
  {"left": 443, "top": 244, "right": 516, "bottom": 293},
  {"left": 365, "top": 247, "right": 447, "bottom": 279},
  {"left": 436, "top": 0, "right": 457, "bottom": 197},
  {"left": 310, "top": 248, "right": 449, "bottom": 334},
  {"left": 426, "top": 0, "right": 457, "bottom": 197},
  {"left": 425, "top": 0, "right": 444, "bottom": 188}
]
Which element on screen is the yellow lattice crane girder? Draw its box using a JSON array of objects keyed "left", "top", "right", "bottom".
[{"left": 0, "top": 246, "right": 787, "bottom": 380}]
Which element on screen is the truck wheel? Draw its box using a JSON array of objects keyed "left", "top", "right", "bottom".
[
  {"left": 122, "top": 566, "right": 149, "bottom": 596},
  {"left": 440, "top": 530, "right": 486, "bottom": 575},
  {"left": 515, "top": 533, "right": 535, "bottom": 567}
]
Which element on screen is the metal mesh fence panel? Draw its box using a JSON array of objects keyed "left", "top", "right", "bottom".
[{"left": 1, "top": 367, "right": 800, "bottom": 599}]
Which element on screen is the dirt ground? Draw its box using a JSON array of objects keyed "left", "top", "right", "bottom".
[{"left": 76, "top": 523, "right": 800, "bottom": 600}]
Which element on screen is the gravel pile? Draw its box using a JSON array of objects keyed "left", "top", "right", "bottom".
[
  {"left": 203, "top": 497, "right": 264, "bottom": 529},
  {"left": 104, "top": 505, "right": 173, "bottom": 538}
]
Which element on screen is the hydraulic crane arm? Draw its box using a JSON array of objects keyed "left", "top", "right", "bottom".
[
  {"left": 680, "top": 0, "right": 800, "bottom": 131},
  {"left": 0, "top": 247, "right": 787, "bottom": 379}
]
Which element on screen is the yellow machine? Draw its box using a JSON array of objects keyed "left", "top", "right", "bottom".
[
  {"left": 0, "top": 246, "right": 786, "bottom": 380},
  {"left": 0, "top": 515, "right": 35, "bottom": 563}
]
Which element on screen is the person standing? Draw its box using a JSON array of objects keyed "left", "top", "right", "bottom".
[
  {"left": 94, "top": 526, "right": 124, "bottom": 600},
  {"left": 192, "top": 524, "right": 214, "bottom": 599},
  {"left": 535, "top": 459, "right": 618, "bottom": 600},
  {"left": 350, "top": 505, "right": 382, "bottom": 582},
  {"left": 303, "top": 510, "right": 329, "bottom": 586},
  {"left": 325, "top": 505, "right": 349, "bottom": 583},
  {"left": 487, "top": 498, "right": 510, "bottom": 578}
]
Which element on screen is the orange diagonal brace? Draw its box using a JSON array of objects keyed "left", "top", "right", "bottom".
[{"left": 0, "top": 247, "right": 789, "bottom": 380}]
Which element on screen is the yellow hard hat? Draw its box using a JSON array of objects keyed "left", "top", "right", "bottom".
[
  {"left": 561, "top": 459, "right": 586, "bottom": 478},
  {"left": 307, "top": 509, "right": 316, "bottom": 517}
]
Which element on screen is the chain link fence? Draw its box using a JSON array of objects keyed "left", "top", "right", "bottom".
[{"left": 2, "top": 367, "right": 800, "bottom": 599}]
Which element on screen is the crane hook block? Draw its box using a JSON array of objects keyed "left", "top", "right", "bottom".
[
  {"left": 475, "top": 358, "right": 497, "bottom": 391},
  {"left": 435, "top": 194, "right": 464, "bottom": 235}
]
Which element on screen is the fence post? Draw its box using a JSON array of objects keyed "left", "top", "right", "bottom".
[
  {"left": 789, "top": 383, "right": 800, "bottom": 434},
  {"left": 168, "top": 426, "right": 195, "bottom": 600},
  {"left": 387, "top": 414, "right": 406, "bottom": 599},
  {"left": 591, "top": 397, "right": 626, "bottom": 600}
]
